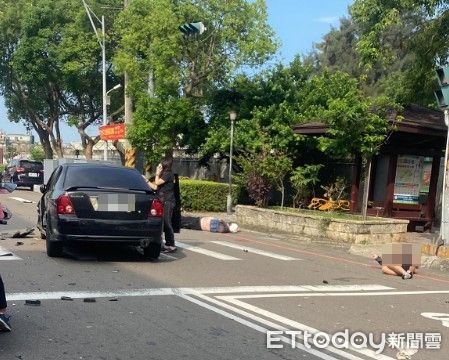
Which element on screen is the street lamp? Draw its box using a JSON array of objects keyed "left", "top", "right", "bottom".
[
  {"left": 103, "top": 84, "right": 122, "bottom": 160},
  {"left": 82, "top": 0, "right": 107, "bottom": 160},
  {"left": 106, "top": 84, "right": 122, "bottom": 105},
  {"left": 227, "top": 110, "right": 237, "bottom": 215}
]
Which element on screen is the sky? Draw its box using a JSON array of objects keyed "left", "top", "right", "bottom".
[{"left": 0, "top": 0, "right": 354, "bottom": 143}]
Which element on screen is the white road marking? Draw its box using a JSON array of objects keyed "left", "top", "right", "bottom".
[
  {"left": 194, "top": 284, "right": 394, "bottom": 294},
  {"left": 159, "top": 253, "right": 177, "bottom": 260},
  {"left": 212, "top": 240, "right": 299, "bottom": 260},
  {"left": 8, "top": 196, "right": 35, "bottom": 203},
  {"left": 421, "top": 313, "right": 449, "bottom": 328},
  {"left": 6, "top": 284, "right": 394, "bottom": 301},
  {"left": 6, "top": 284, "right": 402, "bottom": 359},
  {"left": 176, "top": 241, "right": 241, "bottom": 260},
  {"left": 0, "top": 246, "right": 22, "bottom": 260},
  {"left": 180, "top": 293, "right": 341, "bottom": 360},
  {"left": 215, "top": 295, "right": 394, "bottom": 360},
  {"left": 221, "top": 289, "right": 449, "bottom": 300}
]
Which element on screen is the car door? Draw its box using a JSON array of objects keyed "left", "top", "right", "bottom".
[{"left": 39, "top": 166, "right": 63, "bottom": 230}]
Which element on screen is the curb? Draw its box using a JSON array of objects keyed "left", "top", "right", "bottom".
[{"left": 421, "top": 243, "right": 449, "bottom": 258}]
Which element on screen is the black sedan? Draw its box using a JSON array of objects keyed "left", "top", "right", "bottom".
[{"left": 37, "top": 163, "right": 164, "bottom": 259}]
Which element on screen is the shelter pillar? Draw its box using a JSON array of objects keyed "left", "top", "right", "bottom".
[{"left": 383, "top": 154, "right": 398, "bottom": 217}]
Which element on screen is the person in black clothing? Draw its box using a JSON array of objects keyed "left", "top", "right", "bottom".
[
  {"left": 0, "top": 275, "right": 11, "bottom": 332},
  {"left": 146, "top": 159, "right": 177, "bottom": 253}
]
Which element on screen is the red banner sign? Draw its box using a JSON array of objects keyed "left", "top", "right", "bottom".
[{"left": 99, "top": 123, "right": 125, "bottom": 141}]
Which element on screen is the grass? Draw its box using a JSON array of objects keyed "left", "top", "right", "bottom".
[{"left": 269, "top": 206, "right": 385, "bottom": 221}]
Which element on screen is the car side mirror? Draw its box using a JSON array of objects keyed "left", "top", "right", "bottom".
[{"left": 40, "top": 184, "right": 47, "bottom": 194}]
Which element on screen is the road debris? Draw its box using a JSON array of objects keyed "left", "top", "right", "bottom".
[
  {"left": 60, "top": 296, "right": 73, "bottom": 301},
  {"left": 25, "top": 300, "right": 41, "bottom": 306},
  {"left": 11, "top": 228, "right": 35, "bottom": 238},
  {"left": 322, "top": 280, "right": 329, "bottom": 284},
  {"left": 15, "top": 241, "right": 24, "bottom": 246}
]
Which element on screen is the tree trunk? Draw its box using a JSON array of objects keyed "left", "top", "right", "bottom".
[
  {"left": 362, "top": 156, "right": 373, "bottom": 220},
  {"left": 35, "top": 127, "right": 53, "bottom": 159},
  {"left": 112, "top": 140, "right": 126, "bottom": 165},
  {"left": 280, "top": 182, "right": 285, "bottom": 209},
  {"left": 85, "top": 141, "right": 94, "bottom": 160}
]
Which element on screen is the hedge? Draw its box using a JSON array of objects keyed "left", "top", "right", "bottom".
[{"left": 179, "top": 179, "right": 240, "bottom": 212}]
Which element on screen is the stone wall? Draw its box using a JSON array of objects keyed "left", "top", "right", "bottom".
[{"left": 235, "top": 205, "right": 409, "bottom": 244}]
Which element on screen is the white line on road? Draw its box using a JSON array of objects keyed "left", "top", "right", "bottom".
[
  {"left": 0, "top": 247, "right": 22, "bottom": 260},
  {"left": 176, "top": 241, "right": 241, "bottom": 260},
  {"left": 159, "top": 253, "right": 178, "bottom": 260},
  {"left": 8, "top": 196, "right": 35, "bottom": 203},
  {"left": 219, "top": 289, "right": 449, "bottom": 300},
  {"left": 6, "top": 284, "right": 395, "bottom": 301},
  {"left": 212, "top": 240, "right": 299, "bottom": 260},
  {"left": 179, "top": 293, "right": 342, "bottom": 360},
  {"left": 216, "top": 295, "right": 394, "bottom": 360}
]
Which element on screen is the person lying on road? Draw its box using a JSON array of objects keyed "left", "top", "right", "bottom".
[
  {"left": 181, "top": 216, "right": 239, "bottom": 233},
  {"left": 371, "top": 254, "right": 417, "bottom": 280}
]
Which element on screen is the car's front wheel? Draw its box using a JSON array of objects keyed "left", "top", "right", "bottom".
[{"left": 143, "top": 242, "right": 161, "bottom": 259}]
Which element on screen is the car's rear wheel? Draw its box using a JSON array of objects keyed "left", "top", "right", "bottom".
[
  {"left": 143, "top": 242, "right": 161, "bottom": 259},
  {"left": 45, "top": 225, "right": 63, "bottom": 257}
]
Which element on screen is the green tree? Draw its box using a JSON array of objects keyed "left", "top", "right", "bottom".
[
  {"left": 305, "top": 16, "right": 417, "bottom": 101},
  {"left": 0, "top": 0, "right": 122, "bottom": 159},
  {"left": 114, "top": 0, "right": 278, "bottom": 160},
  {"left": 349, "top": 0, "right": 440, "bottom": 106},
  {"left": 29, "top": 145, "right": 46, "bottom": 162},
  {"left": 290, "top": 164, "right": 323, "bottom": 208},
  {"left": 5, "top": 144, "right": 18, "bottom": 161}
]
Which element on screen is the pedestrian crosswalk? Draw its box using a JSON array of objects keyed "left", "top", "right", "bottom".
[
  {"left": 212, "top": 241, "right": 299, "bottom": 260},
  {"left": 162, "top": 240, "right": 300, "bottom": 262},
  {"left": 176, "top": 241, "right": 241, "bottom": 260},
  {"left": 0, "top": 246, "right": 22, "bottom": 260},
  {"left": 0, "top": 240, "right": 299, "bottom": 262}
]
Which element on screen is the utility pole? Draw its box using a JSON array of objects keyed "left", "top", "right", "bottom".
[
  {"left": 123, "top": 0, "right": 136, "bottom": 168},
  {"left": 82, "top": 0, "right": 108, "bottom": 161},
  {"left": 434, "top": 67, "right": 449, "bottom": 244},
  {"left": 124, "top": 0, "right": 132, "bottom": 130}
]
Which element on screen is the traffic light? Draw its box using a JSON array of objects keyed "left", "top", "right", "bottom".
[
  {"left": 435, "top": 67, "right": 449, "bottom": 108},
  {"left": 179, "top": 22, "right": 206, "bottom": 36}
]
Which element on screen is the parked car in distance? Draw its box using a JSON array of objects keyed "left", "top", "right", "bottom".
[
  {"left": 2, "top": 159, "right": 44, "bottom": 190},
  {"left": 37, "top": 163, "right": 165, "bottom": 259}
]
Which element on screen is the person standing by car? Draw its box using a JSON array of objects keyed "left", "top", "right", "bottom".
[
  {"left": 0, "top": 275, "right": 11, "bottom": 332},
  {"left": 146, "top": 159, "right": 177, "bottom": 253}
]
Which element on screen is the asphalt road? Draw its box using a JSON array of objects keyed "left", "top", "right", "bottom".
[{"left": 1, "top": 189, "right": 449, "bottom": 360}]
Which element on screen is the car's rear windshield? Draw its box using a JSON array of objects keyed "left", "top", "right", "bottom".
[
  {"left": 64, "top": 166, "right": 149, "bottom": 190},
  {"left": 19, "top": 160, "right": 43, "bottom": 170}
]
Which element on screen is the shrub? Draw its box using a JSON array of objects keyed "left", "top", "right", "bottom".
[{"left": 180, "top": 179, "right": 240, "bottom": 212}]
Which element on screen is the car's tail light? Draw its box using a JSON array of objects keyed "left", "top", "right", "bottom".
[
  {"left": 57, "top": 194, "right": 76, "bottom": 215},
  {"left": 16, "top": 167, "right": 25, "bottom": 172},
  {"left": 149, "top": 199, "right": 164, "bottom": 217}
]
